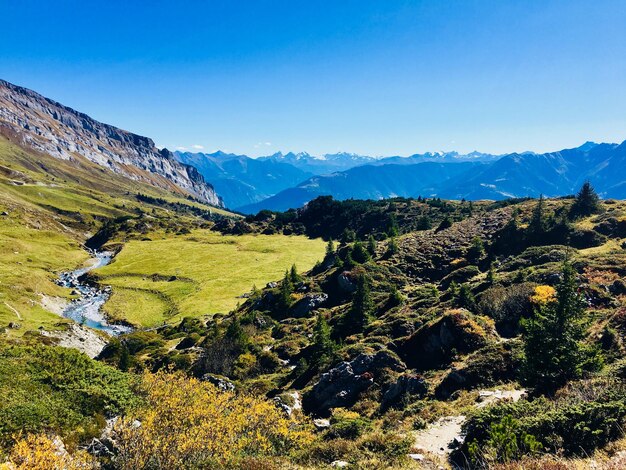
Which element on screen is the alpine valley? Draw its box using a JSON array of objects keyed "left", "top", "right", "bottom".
[{"left": 2, "top": 78, "right": 626, "bottom": 470}]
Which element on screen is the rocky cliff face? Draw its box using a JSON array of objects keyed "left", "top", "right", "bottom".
[{"left": 0, "top": 79, "right": 222, "bottom": 206}]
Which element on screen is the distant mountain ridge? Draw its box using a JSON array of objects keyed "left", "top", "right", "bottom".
[
  {"left": 0, "top": 79, "right": 223, "bottom": 206},
  {"left": 237, "top": 141, "right": 626, "bottom": 213},
  {"left": 175, "top": 150, "right": 312, "bottom": 209}
]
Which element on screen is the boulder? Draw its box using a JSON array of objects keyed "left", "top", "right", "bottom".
[
  {"left": 399, "top": 309, "right": 490, "bottom": 370},
  {"left": 337, "top": 271, "right": 357, "bottom": 293},
  {"left": 313, "top": 418, "right": 331, "bottom": 430},
  {"left": 609, "top": 279, "right": 626, "bottom": 296},
  {"left": 201, "top": 373, "right": 235, "bottom": 392},
  {"left": 381, "top": 373, "right": 428, "bottom": 409},
  {"left": 303, "top": 350, "right": 405, "bottom": 415},
  {"left": 289, "top": 293, "right": 328, "bottom": 318}
]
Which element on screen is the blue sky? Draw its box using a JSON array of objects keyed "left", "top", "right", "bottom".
[{"left": 1, "top": 0, "right": 625, "bottom": 157}]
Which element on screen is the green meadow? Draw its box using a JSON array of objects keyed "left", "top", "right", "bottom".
[
  {"left": 0, "top": 136, "right": 243, "bottom": 333},
  {"left": 95, "top": 231, "right": 326, "bottom": 327}
]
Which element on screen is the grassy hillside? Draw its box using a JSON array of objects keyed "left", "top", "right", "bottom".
[
  {"left": 0, "top": 136, "right": 239, "bottom": 334},
  {"left": 101, "top": 193, "right": 626, "bottom": 469},
  {"left": 95, "top": 231, "right": 326, "bottom": 327}
]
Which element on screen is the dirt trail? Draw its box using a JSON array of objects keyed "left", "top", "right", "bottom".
[
  {"left": 414, "top": 388, "right": 527, "bottom": 457},
  {"left": 3, "top": 301, "right": 21, "bottom": 320}
]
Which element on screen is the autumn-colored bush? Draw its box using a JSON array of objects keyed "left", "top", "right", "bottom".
[
  {"left": 530, "top": 285, "right": 556, "bottom": 305},
  {"left": 113, "top": 371, "right": 314, "bottom": 469},
  {"left": 1, "top": 433, "right": 96, "bottom": 470}
]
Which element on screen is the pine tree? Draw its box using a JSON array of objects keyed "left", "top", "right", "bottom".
[
  {"left": 225, "top": 312, "right": 248, "bottom": 349},
  {"left": 416, "top": 215, "right": 432, "bottom": 230},
  {"left": 387, "top": 213, "right": 399, "bottom": 237},
  {"left": 312, "top": 312, "right": 335, "bottom": 368},
  {"left": 466, "top": 236, "right": 485, "bottom": 263},
  {"left": 386, "top": 237, "right": 399, "bottom": 256},
  {"left": 352, "top": 240, "right": 370, "bottom": 263},
  {"left": 528, "top": 195, "right": 547, "bottom": 236},
  {"left": 457, "top": 284, "right": 477, "bottom": 312},
  {"left": 276, "top": 270, "right": 293, "bottom": 314},
  {"left": 119, "top": 343, "right": 131, "bottom": 372},
  {"left": 522, "top": 263, "right": 599, "bottom": 394},
  {"left": 289, "top": 264, "right": 301, "bottom": 284},
  {"left": 570, "top": 181, "right": 601, "bottom": 219},
  {"left": 436, "top": 217, "right": 453, "bottom": 232},
  {"left": 487, "top": 262, "right": 497, "bottom": 285},
  {"left": 367, "top": 235, "right": 377, "bottom": 256},
  {"left": 344, "top": 274, "right": 373, "bottom": 333},
  {"left": 325, "top": 238, "right": 335, "bottom": 257},
  {"left": 340, "top": 228, "right": 356, "bottom": 244}
]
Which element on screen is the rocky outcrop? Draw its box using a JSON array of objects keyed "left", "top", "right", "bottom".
[
  {"left": 0, "top": 79, "right": 222, "bottom": 206},
  {"left": 399, "top": 309, "right": 492, "bottom": 371},
  {"left": 201, "top": 373, "right": 235, "bottom": 391},
  {"left": 289, "top": 293, "right": 328, "bottom": 317},
  {"left": 381, "top": 373, "right": 428, "bottom": 409},
  {"left": 303, "top": 350, "right": 405, "bottom": 415}
]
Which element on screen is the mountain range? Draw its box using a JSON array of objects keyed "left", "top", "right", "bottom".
[
  {"left": 3, "top": 78, "right": 626, "bottom": 215},
  {"left": 178, "top": 141, "right": 626, "bottom": 214}
]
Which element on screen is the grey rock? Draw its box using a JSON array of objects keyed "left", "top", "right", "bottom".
[
  {"left": 201, "top": 374, "right": 235, "bottom": 392},
  {"left": 290, "top": 293, "right": 328, "bottom": 317},
  {"left": 303, "top": 351, "right": 405, "bottom": 414},
  {"left": 337, "top": 271, "right": 357, "bottom": 293},
  {"left": 382, "top": 373, "right": 428, "bottom": 409}
]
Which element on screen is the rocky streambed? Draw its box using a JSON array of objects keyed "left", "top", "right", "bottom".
[{"left": 56, "top": 250, "right": 131, "bottom": 336}]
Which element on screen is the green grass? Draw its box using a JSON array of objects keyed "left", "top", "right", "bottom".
[
  {"left": 95, "top": 230, "right": 327, "bottom": 327},
  {"left": 0, "top": 135, "right": 243, "bottom": 333},
  {"left": 0, "top": 219, "right": 89, "bottom": 335}
]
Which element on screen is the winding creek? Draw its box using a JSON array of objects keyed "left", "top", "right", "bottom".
[{"left": 57, "top": 251, "right": 132, "bottom": 335}]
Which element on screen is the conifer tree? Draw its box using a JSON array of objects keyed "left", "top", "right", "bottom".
[
  {"left": 277, "top": 270, "right": 293, "bottom": 314},
  {"left": 487, "top": 262, "right": 497, "bottom": 285},
  {"left": 352, "top": 240, "right": 370, "bottom": 263},
  {"left": 367, "top": 235, "right": 377, "bottom": 256},
  {"left": 312, "top": 312, "right": 335, "bottom": 368},
  {"left": 387, "top": 213, "right": 399, "bottom": 237},
  {"left": 457, "top": 284, "right": 477, "bottom": 311},
  {"left": 289, "top": 264, "right": 301, "bottom": 284},
  {"left": 386, "top": 237, "right": 399, "bottom": 256},
  {"left": 528, "top": 194, "right": 547, "bottom": 235},
  {"left": 344, "top": 274, "right": 373, "bottom": 333},
  {"left": 225, "top": 312, "right": 248, "bottom": 349},
  {"left": 570, "top": 181, "right": 601, "bottom": 219},
  {"left": 340, "top": 228, "right": 356, "bottom": 244},
  {"left": 437, "top": 217, "right": 453, "bottom": 232},
  {"left": 325, "top": 238, "right": 335, "bottom": 257},
  {"left": 466, "top": 236, "right": 485, "bottom": 263},
  {"left": 522, "top": 263, "right": 599, "bottom": 394}
]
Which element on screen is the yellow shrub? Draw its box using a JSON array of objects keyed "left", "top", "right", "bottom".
[
  {"left": 1, "top": 434, "right": 96, "bottom": 470},
  {"left": 530, "top": 285, "right": 556, "bottom": 305},
  {"left": 114, "top": 371, "right": 313, "bottom": 469}
]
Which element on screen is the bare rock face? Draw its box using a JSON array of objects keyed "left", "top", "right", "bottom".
[
  {"left": 399, "top": 309, "right": 492, "bottom": 371},
  {"left": 0, "top": 79, "right": 223, "bottom": 207},
  {"left": 303, "top": 350, "right": 405, "bottom": 415}
]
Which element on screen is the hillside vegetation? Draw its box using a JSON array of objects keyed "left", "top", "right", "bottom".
[
  {"left": 0, "top": 135, "right": 237, "bottom": 335},
  {"left": 2, "top": 142, "right": 626, "bottom": 469},
  {"left": 73, "top": 186, "right": 625, "bottom": 468}
]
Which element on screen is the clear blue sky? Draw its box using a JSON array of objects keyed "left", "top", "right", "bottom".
[{"left": 1, "top": 0, "right": 625, "bottom": 157}]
